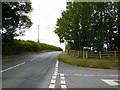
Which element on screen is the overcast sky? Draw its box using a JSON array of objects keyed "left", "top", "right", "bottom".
[{"left": 17, "top": 0, "right": 67, "bottom": 50}]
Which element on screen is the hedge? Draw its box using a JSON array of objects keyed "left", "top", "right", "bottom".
[{"left": 2, "top": 39, "right": 63, "bottom": 55}]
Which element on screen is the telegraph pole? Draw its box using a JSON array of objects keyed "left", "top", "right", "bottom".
[{"left": 38, "top": 25, "right": 40, "bottom": 43}]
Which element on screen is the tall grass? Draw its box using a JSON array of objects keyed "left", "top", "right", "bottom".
[
  {"left": 2, "top": 39, "right": 62, "bottom": 55},
  {"left": 58, "top": 52, "right": 119, "bottom": 70}
]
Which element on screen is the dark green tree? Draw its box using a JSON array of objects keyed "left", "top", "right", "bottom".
[
  {"left": 54, "top": 2, "right": 119, "bottom": 51},
  {"left": 2, "top": 2, "right": 33, "bottom": 41}
]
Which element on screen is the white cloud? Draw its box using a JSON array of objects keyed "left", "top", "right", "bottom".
[{"left": 17, "top": 0, "right": 66, "bottom": 50}]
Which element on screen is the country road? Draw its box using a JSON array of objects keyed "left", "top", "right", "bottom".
[{"left": 1, "top": 51, "right": 120, "bottom": 89}]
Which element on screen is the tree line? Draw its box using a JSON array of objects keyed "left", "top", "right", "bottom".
[{"left": 54, "top": 2, "right": 120, "bottom": 52}]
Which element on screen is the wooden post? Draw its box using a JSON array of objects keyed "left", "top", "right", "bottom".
[
  {"left": 74, "top": 50, "right": 75, "bottom": 57},
  {"left": 86, "top": 51, "right": 88, "bottom": 59},
  {"left": 78, "top": 50, "right": 80, "bottom": 58},
  {"left": 83, "top": 49, "right": 84, "bottom": 59},
  {"left": 114, "top": 51, "right": 116, "bottom": 59},
  {"left": 99, "top": 52, "right": 101, "bottom": 59},
  {"left": 70, "top": 50, "right": 71, "bottom": 56}
]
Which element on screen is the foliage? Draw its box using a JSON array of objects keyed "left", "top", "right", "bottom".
[
  {"left": 2, "top": 2, "right": 33, "bottom": 40},
  {"left": 2, "top": 39, "right": 63, "bottom": 55},
  {"left": 54, "top": 2, "right": 120, "bottom": 51}
]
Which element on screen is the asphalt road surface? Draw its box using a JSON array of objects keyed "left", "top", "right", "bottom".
[{"left": 1, "top": 51, "right": 120, "bottom": 89}]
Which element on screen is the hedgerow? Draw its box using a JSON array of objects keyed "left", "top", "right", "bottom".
[{"left": 2, "top": 39, "right": 62, "bottom": 55}]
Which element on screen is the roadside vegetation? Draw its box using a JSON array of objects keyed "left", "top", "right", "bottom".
[
  {"left": 3, "top": 39, "right": 62, "bottom": 56},
  {"left": 2, "top": 2, "right": 63, "bottom": 60},
  {"left": 58, "top": 52, "right": 119, "bottom": 70},
  {"left": 54, "top": 2, "right": 119, "bottom": 52}
]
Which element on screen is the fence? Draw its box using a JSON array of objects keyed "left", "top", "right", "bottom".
[{"left": 68, "top": 50, "right": 119, "bottom": 59}]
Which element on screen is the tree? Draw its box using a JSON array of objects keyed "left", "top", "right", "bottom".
[
  {"left": 54, "top": 2, "right": 119, "bottom": 51},
  {"left": 2, "top": 2, "right": 33, "bottom": 41}
]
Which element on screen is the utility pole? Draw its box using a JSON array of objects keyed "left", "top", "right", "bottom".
[{"left": 38, "top": 25, "right": 40, "bottom": 43}]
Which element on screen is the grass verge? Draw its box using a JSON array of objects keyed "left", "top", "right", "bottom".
[{"left": 58, "top": 52, "right": 119, "bottom": 70}]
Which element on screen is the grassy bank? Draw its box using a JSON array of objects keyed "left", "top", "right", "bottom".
[
  {"left": 3, "top": 39, "right": 62, "bottom": 56},
  {"left": 58, "top": 52, "right": 119, "bottom": 70}
]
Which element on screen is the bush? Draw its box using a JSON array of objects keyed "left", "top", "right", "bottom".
[{"left": 2, "top": 39, "right": 63, "bottom": 55}]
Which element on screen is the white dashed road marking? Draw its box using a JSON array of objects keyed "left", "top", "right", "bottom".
[
  {"left": 51, "top": 80, "right": 56, "bottom": 84},
  {"left": 49, "top": 60, "right": 59, "bottom": 88},
  {"left": 61, "top": 85, "right": 67, "bottom": 89},
  {"left": 60, "top": 73, "right": 67, "bottom": 89},
  {"left": 0, "top": 62, "right": 26, "bottom": 73},
  {"left": 49, "top": 60, "right": 67, "bottom": 89},
  {"left": 49, "top": 84, "right": 55, "bottom": 88},
  {"left": 60, "top": 73, "right": 65, "bottom": 77},
  {"left": 61, "top": 80, "right": 66, "bottom": 84},
  {"left": 52, "top": 76, "right": 57, "bottom": 79},
  {"left": 30, "top": 58, "right": 36, "bottom": 61},
  {"left": 54, "top": 73, "right": 57, "bottom": 76},
  {"left": 61, "top": 77, "right": 65, "bottom": 80},
  {"left": 102, "top": 79, "right": 120, "bottom": 86}
]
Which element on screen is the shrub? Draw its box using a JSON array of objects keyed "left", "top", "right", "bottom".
[{"left": 2, "top": 39, "right": 63, "bottom": 55}]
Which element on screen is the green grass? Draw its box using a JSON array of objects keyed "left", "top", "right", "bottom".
[{"left": 58, "top": 52, "right": 119, "bottom": 70}]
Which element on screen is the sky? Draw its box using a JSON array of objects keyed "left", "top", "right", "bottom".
[{"left": 17, "top": 0, "right": 67, "bottom": 50}]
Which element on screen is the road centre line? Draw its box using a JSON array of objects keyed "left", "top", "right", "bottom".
[
  {"left": 0, "top": 62, "right": 26, "bottom": 73},
  {"left": 30, "top": 58, "right": 36, "bottom": 61},
  {"left": 30, "top": 57, "right": 39, "bottom": 61}
]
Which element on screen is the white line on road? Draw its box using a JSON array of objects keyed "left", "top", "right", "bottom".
[
  {"left": 30, "top": 58, "right": 36, "bottom": 61},
  {"left": 49, "top": 84, "right": 55, "bottom": 88},
  {"left": 54, "top": 71, "right": 58, "bottom": 74},
  {"left": 54, "top": 73, "right": 57, "bottom": 76},
  {"left": 60, "top": 73, "right": 67, "bottom": 89},
  {"left": 49, "top": 60, "right": 59, "bottom": 88},
  {"left": 51, "top": 80, "right": 56, "bottom": 84},
  {"left": 61, "top": 77, "right": 65, "bottom": 80},
  {"left": 61, "top": 80, "right": 66, "bottom": 84},
  {"left": 55, "top": 68, "right": 58, "bottom": 71},
  {"left": 0, "top": 62, "right": 26, "bottom": 73},
  {"left": 62, "top": 74, "right": 119, "bottom": 77},
  {"left": 60, "top": 73, "right": 64, "bottom": 77},
  {"left": 102, "top": 79, "right": 120, "bottom": 86},
  {"left": 52, "top": 75, "right": 57, "bottom": 79},
  {"left": 61, "top": 85, "right": 67, "bottom": 89}
]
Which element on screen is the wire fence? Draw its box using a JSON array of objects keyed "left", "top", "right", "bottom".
[{"left": 68, "top": 50, "right": 120, "bottom": 60}]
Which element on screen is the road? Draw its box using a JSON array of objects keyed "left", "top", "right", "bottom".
[{"left": 1, "top": 51, "right": 120, "bottom": 89}]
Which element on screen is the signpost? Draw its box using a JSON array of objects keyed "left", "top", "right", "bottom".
[{"left": 83, "top": 47, "right": 90, "bottom": 59}]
